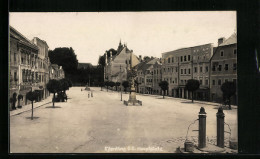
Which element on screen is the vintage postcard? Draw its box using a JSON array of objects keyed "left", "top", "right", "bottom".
[{"left": 9, "top": 11, "right": 237, "bottom": 153}]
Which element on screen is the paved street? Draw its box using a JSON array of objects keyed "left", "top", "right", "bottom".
[{"left": 10, "top": 87, "right": 237, "bottom": 153}]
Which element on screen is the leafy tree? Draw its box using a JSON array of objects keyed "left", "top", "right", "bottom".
[
  {"left": 99, "top": 81, "right": 105, "bottom": 91},
  {"left": 122, "top": 81, "right": 129, "bottom": 94},
  {"left": 185, "top": 79, "right": 200, "bottom": 103},
  {"left": 59, "top": 78, "right": 70, "bottom": 102},
  {"left": 159, "top": 81, "right": 169, "bottom": 99},
  {"left": 115, "top": 82, "right": 121, "bottom": 92},
  {"left": 104, "top": 81, "right": 109, "bottom": 92},
  {"left": 47, "top": 79, "right": 61, "bottom": 107},
  {"left": 26, "top": 91, "right": 39, "bottom": 120},
  {"left": 48, "top": 47, "right": 78, "bottom": 77},
  {"left": 17, "top": 94, "right": 23, "bottom": 108},
  {"left": 221, "top": 81, "right": 236, "bottom": 110}
]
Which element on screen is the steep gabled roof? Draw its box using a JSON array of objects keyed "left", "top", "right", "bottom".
[
  {"left": 219, "top": 33, "right": 237, "bottom": 46},
  {"left": 10, "top": 26, "right": 38, "bottom": 50}
]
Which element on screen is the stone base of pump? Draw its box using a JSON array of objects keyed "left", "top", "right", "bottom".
[
  {"left": 123, "top": 100, "right": 142, "bottom": 106},
  {"left": 177, "top": 142, "right": 237, "bottom": 153}
]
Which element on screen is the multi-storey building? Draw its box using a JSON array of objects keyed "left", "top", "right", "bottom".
[
  {"left": 161, "top": 43, "right": 213, "bottom": 100},
  {"left": 135, "top": 57, "right": 159, "bottom": 94},
  {"left": 50, "top": 64, "right": 65, "bottom": 80},
  {"left": 210, "top": 33, "right": 237, "bottom": 104},
  {"left": 9, "top": 26, "right": 41, "bottom": 108},
  {"left": 104, "top": 41, "right": 140, "bottom": 83},
  {"left": 151, "top": 60, "right": 162, "bottom": 95},
  {"left": 162, "top": 48, "right": 191, "bottom": 98},
  {"left": 32, "top": 37, "right": 51, "bottom": 100},
  {"left": 191, "top": 43, "right": 213, "bottom": 101}
]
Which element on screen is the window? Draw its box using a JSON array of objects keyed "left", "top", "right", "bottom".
[
  {"left": 212, "top": 65, "right": 216, "bottom": 71},
  {"left": 199, "top": 80, "right": 202, "bottom": 84},
  {"left": 14, "top": 72, "right": 17, "bottom": 81},
  {"left": 129, "top": 60, "right": 131, "bottom": 65},
  {"left": 218, "top": 79, "right": 222, "bottom": 85},
  {"left": 21, "top": 57, "right": 24, "bottom": 64},
  {"left": 188, "top": 55, "right": 191, "bottom": 61},
  {"left": 181, "top": 69, "right": 183, "bottom": 74},
  {"left": 181, "top": 80, "right": 183, "bottom": 84},
  {"left": 220, "top": 50, "right": 224, "bottom": 57},
  {"left": 176, "top": 67, "right": 178, "bottom": 72},
  {"left": 200, "top": 67, "right": 203, "bottom": 73},
  {"left": 234, "top": 48, "right": 237, "bottom": 55},
  {"left": 172, "top": 57, "right": 174, "bottom": 63},
  {"left": 205, "top": 66, "right": 209, "bottom": 72},
  {"left": 194, "top": 67, "right": 197, "bottom": 73},
  {"left": 225, "top": 64, "right": 229, "bottom": 71},
  {"left": 225, "top": 79, "right": 228, "bottom": 83},
  {"left": 184, "top": 69, "right": 186, "bottom": 74},
  {"left": 205, "top": 79, "right": 208, "bottom": 85},
  {"left": 233, "top": 79, "right": 237, "bottom": 85},
  {"left": 233, "top": 63, "right": 237, "bottom": 70},
  {"left": 170, "top": 78, "right": 172, "bottom": 83},
  {"left": 212, "top": 80, "right": 215, "bottom": 85},
  {"left": 218, "top": 65, "right": 222, "bottom": 71},
  {"left": 168, "top": 58, "right": 170, "bottom": 63},
  {"left": 14, "top": 53, "right": 16, "bottom": 62},
  {"left": 125, "top": 60, "right": 127, "bottom": 64},
  {"left": 188, "top": 69, "right": 191, "bottom": 74},
  {"left": 181, "top": 56, "right": 183, "bottom": 62},
  {"left": 168, "top": 68, "right": 170, "bottom": 72},
  {"left": 175, "top": 78, "right": 177, "bottom": 83},
  {"left": 184, "top": 56, "right": 186, "bottom": 61}
]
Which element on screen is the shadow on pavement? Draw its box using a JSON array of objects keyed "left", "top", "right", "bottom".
[
  {"left": 45, "top": 106, "right": 62, "bottom": 108},
  {"left": 213, "top": 106, "right": 237, "bottom": 110},
  {"left": 25, "top": 117, "right": 40, "bottom": 120},
  {"left": 181, "top": 101, "right": 195, "bottom": 104}
]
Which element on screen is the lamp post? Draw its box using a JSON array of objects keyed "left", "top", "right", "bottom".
[{"left": 120, "top": 65, "right": 122, "bottom": 101}]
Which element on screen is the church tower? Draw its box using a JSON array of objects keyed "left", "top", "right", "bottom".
[{"left": 117, "top": 39, "right": 124, "bottom": 53}]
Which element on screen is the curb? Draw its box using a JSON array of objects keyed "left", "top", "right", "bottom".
[{"left": 10, "top": 100, "right": 52, "bottom": 117}]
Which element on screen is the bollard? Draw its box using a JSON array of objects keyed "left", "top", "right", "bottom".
[
  {"left": 198, "top": 107, "right": 207, "bottom": 148},
  {"left": 91, "top": 92, "right": 93, "bottom": 97},
  {"left": 217, "top": 107, "right": 225, "bottom": 148},
  {"left": 88, "top": 93, "right": 90, "bottom": 98}
]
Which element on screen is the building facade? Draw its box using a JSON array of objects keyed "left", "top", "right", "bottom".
[
  {"left": 50, "top": 64, "right": 65, "bottom": 80},
  {"left": 161, "top": 43, "right": 213, "bottom": 100},
  {"left": 32, "top": 37, "right": 51, "bottom": 100},
  {"left": 9, "top": 26, "right": 41, "bottom": 109},
  {"left": 210, "top": 33, "right": 237, "bottom": 104},
  {"left": 104, "top": 42, "right": 140, "bottom": 83}
]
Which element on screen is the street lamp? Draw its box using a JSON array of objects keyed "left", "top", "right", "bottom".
[{"left": 120, "top": 65, "right": 122, "bottom": 101}]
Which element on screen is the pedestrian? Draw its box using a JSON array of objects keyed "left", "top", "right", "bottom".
[{"left": 91, "top": 91, "right": 93, "bottom": 97}]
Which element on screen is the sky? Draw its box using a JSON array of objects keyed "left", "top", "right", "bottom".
[{"left": 9, "top": 12, "right": 236, "bottom": 65}]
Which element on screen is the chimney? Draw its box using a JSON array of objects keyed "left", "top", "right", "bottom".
[{"left": 218, "top": 37, "right": 226, "bottom": 46}]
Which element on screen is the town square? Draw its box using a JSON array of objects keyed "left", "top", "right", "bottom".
[{"left": 9, "top": 12, "right": 237, "bottom": 153}]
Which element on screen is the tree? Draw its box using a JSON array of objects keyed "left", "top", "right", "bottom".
[
  {"left": 115, "top": 82, "right": 121, "bottom": 92},
  {"left": 99, "top": 81, "right": 105, "bottom": 91},
  {"left": 104, "top": 81, "right": 109, "bottom": 92},
  {"left": 159, "top": 81, "right": 169, "bottom": 99},
  {"left": 109, "top": 81, "right": 115, "bottom": 90},
  {"left": 47, "top": 79, "right": 61, "bottom": 107},
  {"left": 221, "top": 81, "right": 236, "bottom": 110},
  {"left": 122, "top": 81, "right": 129, "bottom": 94},
  {"left": 26, "top": 91, "right": 39, "bottom": 120},
  {"left": 59, "top": 78, "right": 70, "bottom": 102},
  {"left": 185, "top": 79, "right": 200, "bottom": 103},
  {"left": 17, "top": 94, "right": 23, "bottom": 108},
  {"left": 48, "top": 47, "right": 78, "bottom": 77}
]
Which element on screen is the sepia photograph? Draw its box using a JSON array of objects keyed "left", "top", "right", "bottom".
[{"left": 9, "top": 11, "right": 238, "bottom": 153}]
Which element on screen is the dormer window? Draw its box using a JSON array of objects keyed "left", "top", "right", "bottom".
[{"left": 220, "top": 50, "right": 224, "bottom": 57}]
